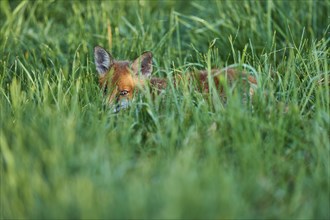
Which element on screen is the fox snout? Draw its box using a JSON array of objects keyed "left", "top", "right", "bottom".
[{"left": 94, "top": 46, "right": 153, "bottom": 112}]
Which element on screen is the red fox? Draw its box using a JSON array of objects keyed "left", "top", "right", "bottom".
[{"left": 94, "top": 46, "right": 257, "bottom": 112}]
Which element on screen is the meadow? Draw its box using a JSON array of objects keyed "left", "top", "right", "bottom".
[{"left": 0, "top": 0, "right": 329, "bottom": 219}]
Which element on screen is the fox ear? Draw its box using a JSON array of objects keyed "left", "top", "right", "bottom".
[
  {"left": 131, "top": 51, "right": 153, "bottom": 77},
  {"left": 94, "top": 46, "right": 113, "bottom": 74}
]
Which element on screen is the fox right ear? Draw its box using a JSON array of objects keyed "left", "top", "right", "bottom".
[
  {"left": 94, "top": 46, "right": 113, "bottom": 74},
  {"left": 131, "top": 51, "right": 153, "bottom": 78}
]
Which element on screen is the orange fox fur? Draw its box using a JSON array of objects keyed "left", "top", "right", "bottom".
[{"left": 94, "top": 46, "right": 257, "bottom": 111}]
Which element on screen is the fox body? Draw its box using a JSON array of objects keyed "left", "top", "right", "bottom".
[{"left": 94, "top": 46, "right": 257, "bottom": 112}]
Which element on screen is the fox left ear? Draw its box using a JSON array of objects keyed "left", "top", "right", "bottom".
[
  {"left": 94, "top": 46, "right": 114, "bottom": 75},
  {"left": 131, "top": 51, "right": 153, "bottom": 78}
]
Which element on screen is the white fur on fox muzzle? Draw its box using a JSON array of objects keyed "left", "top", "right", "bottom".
[{"left": 113, "top": 99, "right": 131, "bottom": 113}]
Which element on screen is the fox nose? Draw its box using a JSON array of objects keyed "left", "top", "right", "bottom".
[{"left": 114, "top": 99, "right": 130, "bottom": 113}]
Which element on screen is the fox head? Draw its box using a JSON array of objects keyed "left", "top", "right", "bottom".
[{"left": 94, "top": 46, "right": 153, "bottom": 112}]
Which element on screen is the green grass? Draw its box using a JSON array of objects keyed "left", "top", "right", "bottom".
[{"left": 0, "top": 0, "right": 329, "bottom": 219}]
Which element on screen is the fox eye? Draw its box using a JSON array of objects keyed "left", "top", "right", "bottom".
[{"left": 119, "top": 90, "right": 129, "bottom": 96}]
